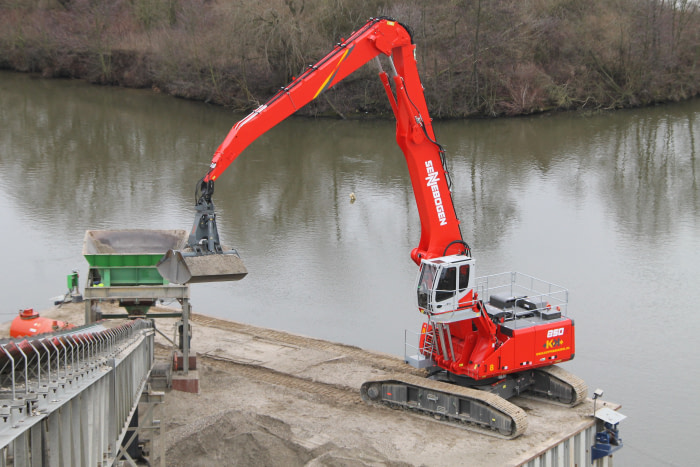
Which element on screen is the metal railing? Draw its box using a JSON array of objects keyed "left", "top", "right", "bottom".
[
  {"left": 476, "top": 271, "right": 569, "bottom": 316},
  {"left": 404, "top": 328, "right": 436, "bottom": 369}
]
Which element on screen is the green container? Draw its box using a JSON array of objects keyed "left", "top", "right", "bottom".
[
  {"left": 83, "top": 230, "right": 188, "bottom": 287},
  {"left": 67, "top": 270, "right": 79, "bottom": 290}
]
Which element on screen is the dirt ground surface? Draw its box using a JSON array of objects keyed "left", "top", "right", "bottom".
[{"left": 1, "top": 303, "right": 617, "bottom": 467}]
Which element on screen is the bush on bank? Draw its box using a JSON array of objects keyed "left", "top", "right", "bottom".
[{"left": 1, "top": 0, "right": 699, "bottom": 118}]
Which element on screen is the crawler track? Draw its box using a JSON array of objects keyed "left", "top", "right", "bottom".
[
  {"left": 361, "top": 374, "right": 528, "bottom": 439},
  {"left": 528, "top": 365, "right": 588, "bottom": 407}
]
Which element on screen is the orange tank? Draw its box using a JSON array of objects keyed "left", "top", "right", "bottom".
[{"left": 10, "top": 308, "right": 74, "bottom": 338}]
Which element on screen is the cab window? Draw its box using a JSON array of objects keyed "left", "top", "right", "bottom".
[
  {"left": 417, "top": 263, "right": 437, "bottom": 309},
  {"left": 459, "top": 264, "right": 470, "bottom": 292},
  {"left": 435, "top": 266, "right": 456, "bottom": 301}
]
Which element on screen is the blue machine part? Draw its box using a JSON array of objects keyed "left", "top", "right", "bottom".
[{"left": 591, "top": 407, "right": 626, "bottom": 462}]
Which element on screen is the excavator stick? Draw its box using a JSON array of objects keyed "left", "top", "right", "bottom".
[{"left": 157, "top": 180, "right": 248, "bottom": 285}]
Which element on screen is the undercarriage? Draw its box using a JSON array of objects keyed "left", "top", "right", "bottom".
[{"left": 360, "top": 365, "right": 586, "bottom": 439}]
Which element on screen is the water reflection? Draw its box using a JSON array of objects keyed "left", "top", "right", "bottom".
[
  {"left": 440, "top": 105, "right": 699, "bottom": 251},
  {"left": 4, "top": 73, "right": 696, "bottom": 266},
  {"left": 0, "top": 74, "right": 220, "bottom": 236}
]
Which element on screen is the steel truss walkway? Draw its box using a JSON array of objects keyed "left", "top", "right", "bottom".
[{"left": 0, "top": 319, "right": 159, "bottom": 466}]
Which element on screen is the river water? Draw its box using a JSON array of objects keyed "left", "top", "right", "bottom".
[{"left": 1, "top": 71, "right": 698, "bottom": 465}]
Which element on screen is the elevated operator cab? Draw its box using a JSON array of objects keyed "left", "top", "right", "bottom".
[{"left": 415, "top": 255, "right": 477, "bottom": 322}]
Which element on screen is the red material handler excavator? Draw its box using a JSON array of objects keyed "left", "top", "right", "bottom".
[{"left": 157, "top": 17, "right": 587, "bottom": 438}]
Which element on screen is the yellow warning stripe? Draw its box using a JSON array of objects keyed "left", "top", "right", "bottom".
[{"left": 314, "top": 46, "right": 352, "bottom": 99}]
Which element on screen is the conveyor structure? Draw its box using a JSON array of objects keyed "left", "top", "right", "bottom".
[{"left": 0, "top": 319, "right": 161, "bottom": 466}]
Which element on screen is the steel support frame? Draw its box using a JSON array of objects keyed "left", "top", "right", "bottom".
[
  {"left": 118, "top": 389, "right": 165, "bottom": 467},
  {"left": 83, "top": 283, "right": 189, "bottom": 324},
  {"left": 84, "top": 282, "right": 192, "bottom": 374}
]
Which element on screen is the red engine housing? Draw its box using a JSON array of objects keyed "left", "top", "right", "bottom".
[{"left": 421, "top": 301, "right": 575, "bottom": 381}]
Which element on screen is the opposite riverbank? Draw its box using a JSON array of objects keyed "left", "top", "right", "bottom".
[{"left": 1, "top": 0, "right": 699, "bottom": 119}]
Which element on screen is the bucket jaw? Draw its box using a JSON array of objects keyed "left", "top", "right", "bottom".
[
  {"left": 157, "top": 248, "right": 247, "bottom": 284},
  {"left": 157, "top": 180, "right": 248, "bottom": 285}
]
